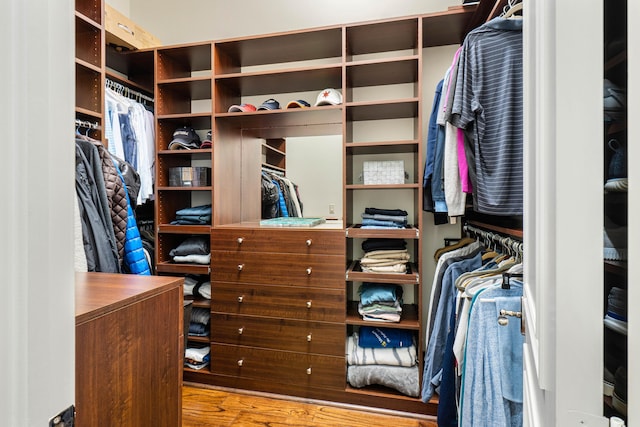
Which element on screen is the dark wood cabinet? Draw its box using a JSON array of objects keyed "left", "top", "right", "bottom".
[{"left": 75, "top": 272, "right": 183, "bottom": 427}]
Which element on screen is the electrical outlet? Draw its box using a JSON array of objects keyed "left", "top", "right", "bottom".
[
  {"left": 49, "top": 405, "right": 75, "bottom": 427},
  {"left": 329, "top": 203, "right": 335, "bottom": 215}
]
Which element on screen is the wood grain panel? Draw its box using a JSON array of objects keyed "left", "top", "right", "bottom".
[
  {"left": 182, "top": 385, "right": 437, "bottom": 427},
  {"left": 210, "top": 344, "right": 345, "bottom": 389},
  {"left": 211, "top": 282, "right": 345, "bottom": 322},
  {"left": 211, "top": 251, "right": 345, "bottom": 288},
  {"left": 76, "top": 273, "right": 183, "bottom": 426},
  {"left": 211, "top": 313, "right": 344, "bottom": 356},
  {"left": 211, "top": 227, "right": 345, "bottom": 255}
]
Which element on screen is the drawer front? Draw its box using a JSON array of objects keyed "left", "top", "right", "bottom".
[
  {"left": 211, "top": 282, "right": 345, "bottom": 322},
  {"left": 211, "top": 314, "right": 344, "bottom": 356},
  {"left": 210, "top": 344, "right": 345, "bottom": 390},
  {"left": 211, "top": 228, "right": 345, "bottom": 255},
  {"left": 211, "top": 251, "right": 344, "bottom": 289}
]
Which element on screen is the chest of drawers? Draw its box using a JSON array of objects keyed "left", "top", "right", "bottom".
[{"left": 209, "top": 226, "right": 346, "bottom": 394}]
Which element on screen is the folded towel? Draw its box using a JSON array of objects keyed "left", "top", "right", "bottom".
[
  {"left": 173, "top": 253, "right": 211, "bottom": 264},
  {"left": 358, "top": 326, "right": 414, "bottom": 348},
  {"left": 190, "top": 307, "right": 210, "bottom": 324},
  {"left": 361, "top": 263, "right": 407, "bottom": 273},
  {"left": 358, "top": 283, "right": 403, "bottom": 306},
  {"left": 185, "top": 346, "right": 210, "bottom": 363},
  {"left": 347, "top": 364, "right": 419, "bottom": 397},
  {"left": 346, "top": 334, "right": 416, "bottom": 367}
]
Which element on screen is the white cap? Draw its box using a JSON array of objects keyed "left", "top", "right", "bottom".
[{"left": 314, "top": 88, "right": 343, "bottom": 106}]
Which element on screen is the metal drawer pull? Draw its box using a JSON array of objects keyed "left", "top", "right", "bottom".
[
  {"left": 237, "top": 264, "right": 244, "bottom": 271},
  {"left": 306, "top": 267, "right": 312, "bottom": 275},
  {"left": 238, "top": 327, "right": 244, "bottom": 335},
  {"left": 306, "top": 239, "right": 312, "bottom": 247},
  {"left": 306, "top": 367, "right": 312, "bottom": 375},
  {"left": 307, "top": 334, "right": 312, "bottom": 342},
  {"left": 306, "top": 301, "right": 312, "bottom": 309},
  {"left": 237, "top": 296, "right": 244, "bottom": 303},
  {"left": 237, "top": 237, "right": 244, "bottom": 244},
  {"left": 237, "top": 359, "right": 243, "bottom": 367}
]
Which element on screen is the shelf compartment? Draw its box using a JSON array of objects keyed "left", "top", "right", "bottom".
[
  {"left": 346, "top": 99, "right": 419, "bottom": 121},
  {"left": 215, "top": 107, "right": 342, "bottom": 139},
  {"left": 157, "top": 115, "right": 213, "bottom": 149},
  {"left": 76, "top": 63, "right": 102, "bottom": 114},
  {"left": 106, "top": 47, "right": 155, "bottom": 92},
  {"left": 347, "top": 18, "right": 418, "bottom": 58},
  {"left": 156, "top": 79, "right": 212, "bottom": 115},
  {"left": 157, "top": 43, "right": 213, "bottom": 80},
  {"left": 76, "top": 16, "right": 102, "bottom": 68},
  {"left": 215, "top": 65, "right": 342, "bottom": 101},
  {"left": 263, "top": 138, "right": 286, "bottom": 170},
  {"left": 155, "top": 191, "right": 211, "bottom": 225},
  {"left": 346, "top": 224, "right": 419, "bottom": 239},
  {"left": 346, "top": 301, "right": 419, "bottom": 329},
  {"left": 346, "top": 140, "right": 419, "bottom": 155},
  {"left": 346, "top": 261, "right": 419, "bottom": 284},
  {"left": 346, "top": 57, "right": 419, "bottom": 88},
  {"left": 75, "top": 0, "right": 102, "bottom": 26},
  {"left": 423, "top": 5, "right": 476, "bottom": 48},
  {"left": 156, "top": 262, "right": 210, "bottom": 275},
  {"left": 155, "top": 155, "right": 212, "bottom": 187},
  {"left": 214, "top": 28, "right": 343, "bottom": 74}
]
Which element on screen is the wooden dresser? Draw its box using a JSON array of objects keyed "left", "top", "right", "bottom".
[
  {"left": 206, "top": 225, "right": 346, "bottom": 399},
  {"left": 75, "top": 272, "right": 184, "bottom": 426}
]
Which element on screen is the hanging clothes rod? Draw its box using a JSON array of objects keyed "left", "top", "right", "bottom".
[
  {"left": 75, "top": 119, "right": 101, "bottom": 130},
  {"left": 463, "top": 223, "right": 524, "bottom": 260},
  {"left": 105, "top": 77, "right": 155, "bottom": 103}
]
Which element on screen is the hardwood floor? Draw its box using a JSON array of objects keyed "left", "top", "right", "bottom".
[{"left": 182, "top": 384, "right": 437, "bottom": 427}]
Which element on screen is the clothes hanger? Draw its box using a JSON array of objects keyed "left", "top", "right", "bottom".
[{"left": 503, "top": 2, "right": 523, "bottom": 19}]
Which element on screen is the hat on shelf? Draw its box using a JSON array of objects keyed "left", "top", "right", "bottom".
[
  {"left": 603, "top": 219, "right": 627, "bottom": 261},
  {"left": 200, "top": 130, "right": 212, "bottom": 149},
  {"left": 168, "top": 126, "right": 201, "bottom": 150},
  {"left": 285, "top": 99, "right": 311, "bottom": 109},
  {"left": 314, "top": 88, "right": 343, "bottom": 106},
  {"left": 228, "top": 103, "right": 257, "bottom": 113},
  {"left": 257, "top": 98, "right": 281, "bottom": 110}
]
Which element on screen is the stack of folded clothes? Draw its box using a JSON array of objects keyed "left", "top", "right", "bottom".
[
  {"left": 184, "top": 346, "right": 210, "bottom": 370},
  {"left": 169, "top": 236, "right": 210, "bottom": 264},
  {"left": 346, "top": 326, "right": 419, "bottom": 397},
  {"left": 170, "top": 204, "right": 212, "bottom": 225},
  {"left": 360, "top": 238, "right": 409, "bottom": 273},
  {"left": 357, "top": 282, "right": 403, "bottom": 323},
  {"left": 188, "top": 307, "right": 210, "bottom": 338},
  {"left": 183, "top": 275, "right": 211, "bottom": 299},
  {"left": 361, "top": 207, "right": 408, "bottom": 229}
]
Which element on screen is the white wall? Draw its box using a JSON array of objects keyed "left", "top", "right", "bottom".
[
  {"left": 130, "top": 0, "right": 460, "bottom": 44},
  {"left": 107, "top": 0, "right": 130, "bottom": 15},
  {"left": 0, "top": 0, "right": 75, "bottom": 425}
]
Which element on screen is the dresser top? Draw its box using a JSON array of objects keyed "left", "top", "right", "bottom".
[{"left": 75, "top": 272, "right": 184, "bottom": 324}]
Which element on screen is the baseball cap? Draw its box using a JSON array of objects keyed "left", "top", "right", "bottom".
[
  {"left": 257, "top": 98, "right": 281, "bottom": 110},
  {"left": 285, "top": 99, "right": 311, "bottom": 109},
  {"left": 314, "top": 88, "right": 343, "bottom": 106},
  {"left": 228, "top": 103, "right": 257, "bottom": 113},
  {"left": 200, "top": 130, "right": 212, "bottom": 149},
  {"left": 168, "top": 126, "right": 201, "bottom": 150}
]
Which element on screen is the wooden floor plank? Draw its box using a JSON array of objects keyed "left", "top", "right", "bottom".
[{"left": 182, "top": 385, "right": 438, "bottom": 427}]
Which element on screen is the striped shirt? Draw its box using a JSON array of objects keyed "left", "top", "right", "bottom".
[{"left": 450, "top": 17, "right": 523, "bottom": 215}]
